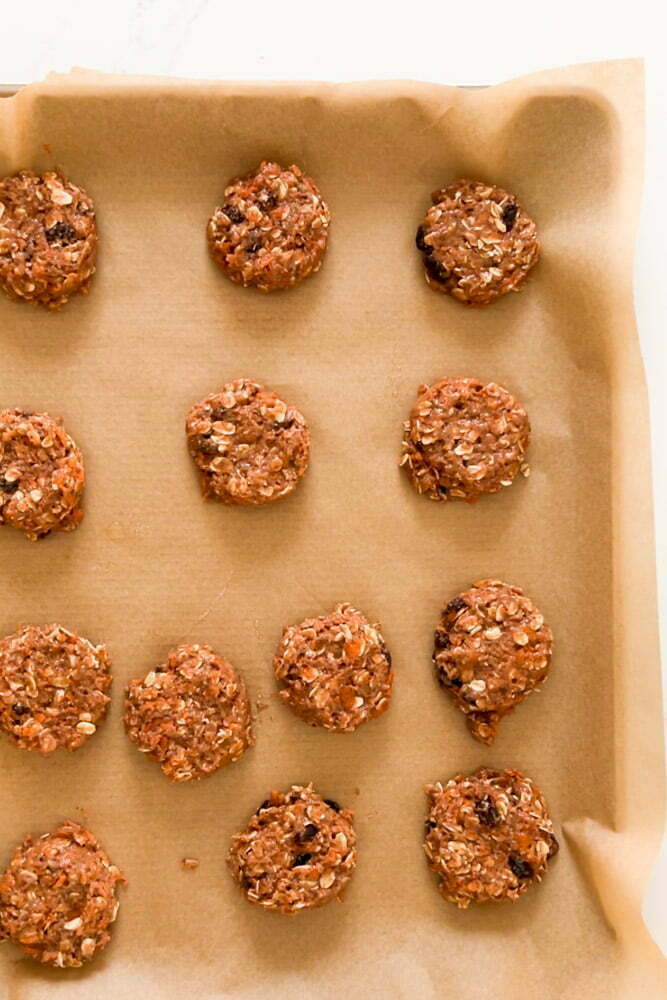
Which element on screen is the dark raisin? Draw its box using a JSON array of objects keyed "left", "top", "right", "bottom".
[
  {"left": 424, "top": 255, "right": 450, "bottom": 284},
  {"left": 437, "top": 671, "right": 462, "bottom": 689},
  {"left": 256, "top": 799, "right": 272, "bottom": 813},
  {"left": 241, "top": 877, "right": 253, "bottom": 890},
  {"left": 547, "top": 833, "right": 559, "bottom": 859},
  {"left": 11, "top": 704, "right": 29, "bottom": 716},
  {"left": 508, "top": 853, "right": 534, "bottom": 879},
  {"left": 445, "top": 596, "right": 467, "bottom": 617},
  {"left": 210, "top": 407, "right": 229, "bottom": 422},
  {"left": 424, "top": 818, "right": 437, "bottom": 831},
  {"left": 197, "top": 436, "right": 219, "bottom": 455},
  {"left": 502, "top": 203, "right": 518, "bottom": 231},
  {"left": 44, "top": 221, "right": 77, "bottom": 245},
  {"left": 0, "top": 479, "right": 19, "bottom": 494},
  {"left": 475, "top": 795, "right": 501, "bottom": 827},
  {"left": 380, "top": 641, "right": 392, "bottom": 667},
  {"left": 245, "top": 233, "right": 263, "bottom": 254},
  {"left": 437, "top": 485, "right": 449, "bottom": 498},
  {"left": 292, "top": 853, "right": 313, "bottom": 867},
  {"left": 258, "top": 192, "right": 277, "bottom": 211},
  {"left": 222, "top": 204, "right": 244, "bottom": 224},
  {"left": 274, "top": 418, "right": 295, "bottom": 430},
  {"left": 324, "top": 798, "right": 341, "bottom": 812},
  {"left": 434, "top": 629, "right": 451, "bottom": 651},
  {"left": 295, "top": 824, "right": 318, "bottom": 845},
  {"left": 415, "top": 226, "right": 433, "bottom": 254}
]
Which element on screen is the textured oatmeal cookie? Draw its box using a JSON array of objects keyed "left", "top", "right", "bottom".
[
  {"left": 416, "top": 178, "right": 539, "bottom": 305},
  {"left": 0, "top": 821, "right": 126, "bottom": 967},
  {"left": 0, "top": 170, "right": 97, "bottom": 309},
  {"left": 186, "top": 378, "right": 310, "bottom": 506},
  {"left": 208, "top": 161, "right": 330, "bottom": 292},
  {"left": 424, "top": 768, "right": 558, "bottom": 908},
  {"left": 274, "top": 603, "right": 393, "bottom": 732},
  {"left": 228, "top": 785, "right": 356, "bottom": 913},
  {"left": 400, "top": 377, "right": 530, "bottom": 502},
  {"left": 0, "top": 623, "right": 111, "bottom": 753},
  {"left": 0, "top": 409, "right": 85, "bottom": 539},
  {"left": 433, "top": 580, "right": 552, "bottom": 744},
  {"left": 124, "top": 643, "right": 253, "bottom": 782}
]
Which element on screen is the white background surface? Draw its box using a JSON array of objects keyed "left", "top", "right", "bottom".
[{"left": 2, "top": 0, "right": 666, "bottom": 956}]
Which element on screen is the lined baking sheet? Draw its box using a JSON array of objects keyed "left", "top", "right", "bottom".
[{"left": 0, "top": 62, "right": 664, "bottom": 999}]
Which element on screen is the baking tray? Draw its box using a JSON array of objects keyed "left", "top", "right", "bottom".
[{"left": 0, "top": 63, "right": 664, "bottom": 1000}]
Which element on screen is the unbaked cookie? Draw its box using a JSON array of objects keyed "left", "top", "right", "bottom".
[
  {"left": 208, "top": 161, "right": 330, "bottom": 292},
  {"left": 433, "top": 580, "right": 552, "bottom": 743},
  {"left": 424, "top": 768, "right": 558, "bottom": 908},
  {"left": 0, "top": 821, "right": 125, "bottom": 967},
  {"left": 0, "top": 408, "right": 85, "bottom": 539},
  {"left": 124, "top": 643, "right": 253, "bottom": 781},
  {"left": 228, "top": 784, "right": 356, "bottom": 913},
  {"left": 415, "top": 178, "right": 539, "bottom": 305},
  {"left": 0, "top": 623, "right": 111, "bottom": 753},
  {"left": 0, "top": 170, "right": 97, "bottom": 309},
  {"left": 274, "top": 603, "right": 393, "bottom": 732},
  {"left": 400, "top": 377, "right": 530, "bottom": 502},
  {"left": 186, "top": 378, "right": 310, "bottom": 506}
]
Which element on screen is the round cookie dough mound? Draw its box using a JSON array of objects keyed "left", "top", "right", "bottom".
[
  {"left": 0, "top": 821, "right": 126, "bottom": 967},
  {"left": 208, "top": 161, "right": 330, "bottom": 292},
  {"left": 228, "top": 785, "right": 357, "bottom": 914},
  {"left": 400, "top": 377, "right": 530, "bottom": 503},
  {"left": 415, "top": 178, "right": 539, "bottom": 305},
  {"left": 186, "top": 378, "right": 310, "bottom": 506},
  {"left": 0, "top": 409, "right": 85, "bottom": 540},
  {"left": 0, "top": 624, "right": 111, "bottom": 753},
  {"left": 124, "top": 643, "right": 253, "bottom": 782},
  {"left": 274, "top": 603, "right": 393, "bottom": 732},
  {"left": 433, "top": 580, "right": 552, "bottom": 744},
  {"left": 0, "top": 170, "right": 97, "bottom": 309},
  {"left": 424, "top": 768, "right": 558, "bottom": 908}
]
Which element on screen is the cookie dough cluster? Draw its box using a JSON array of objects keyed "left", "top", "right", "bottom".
[
  {"left": 0, "top": 153, "right": 557, "bottom": 961},
  {"left": 424, "top": 768, "right": 558, "bottom": 907},
  {"left": 0, "top": 821, "right": 125, "bottom": 967}
]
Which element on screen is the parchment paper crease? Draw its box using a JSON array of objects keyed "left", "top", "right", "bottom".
[{"left": 0, "top": 60, "right": 663, "bottom": 999}]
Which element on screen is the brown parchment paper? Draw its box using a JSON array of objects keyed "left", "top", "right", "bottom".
[{"left": 0, "top": 60, "right": 664, "bottom": 1000}]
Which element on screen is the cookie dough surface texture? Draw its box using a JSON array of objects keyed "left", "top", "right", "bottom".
[
  {"left": 228, "top": 785, "right": 357, "bottom": 914},
  {"left": 400, "top": 377, "right": 530, "bottom": 502},
  {"left": 124, "top": 643, "right": 253, "bottom": 781},
  {"left": 0, "top": 821, "right": 126, "bottom": 967},
  {"left": 0, "top": 170, "right": 97, "bottom": 309},
  {"left": 0, "top": 409, "right": 85, "bottom": 539},
  {"left": 416, "top": 178, "right": 539, "bottom": 305},
  {"left": 274, "top": 603, "right": 393, "bottom": 732},
  {"left": 424, "top": 768, "right": 558, "bottom": 908},
  {"left": 0, "top": 624, "right": 111, "bottom": 753},
  {"left": 208, "top": 161, "right": 330, "bottom": 292},
  {"left": 433, "top": 580, "right": 552, "bottom": 743},
  {"left": 186, "top": 378, "right": 310, "bottom": 506}
]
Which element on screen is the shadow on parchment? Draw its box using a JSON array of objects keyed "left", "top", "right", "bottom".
[
  {"left": 499, "top": 94, "right": 616, "bottom": 226},
  {"left": 0, "top": 283, "right": 101, "bottom": 364}
]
